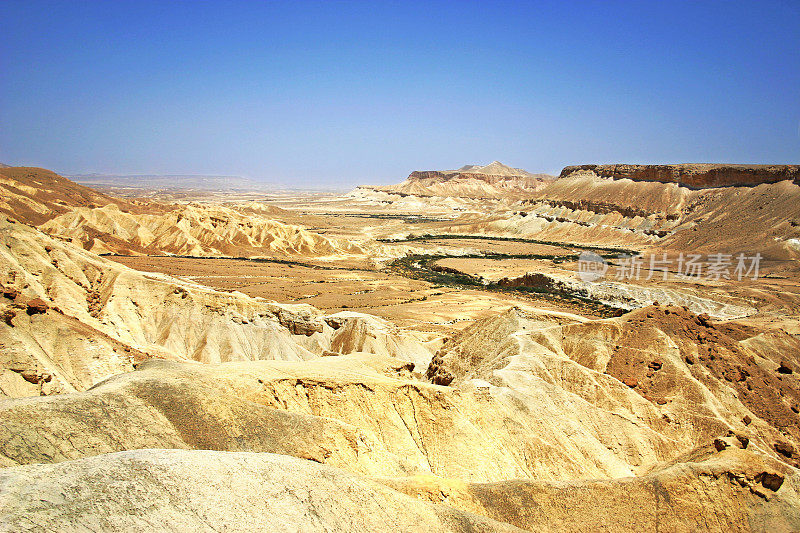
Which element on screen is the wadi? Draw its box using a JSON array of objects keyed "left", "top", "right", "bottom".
[{"left": 0, "top": 159, "right": 798, "bottom": 532}]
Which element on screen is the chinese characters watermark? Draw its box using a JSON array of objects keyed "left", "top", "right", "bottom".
[{"left": 578, "top": 252, "right": 761, "bottom": 282}]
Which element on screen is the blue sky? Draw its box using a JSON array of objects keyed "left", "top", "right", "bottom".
[{"left": 1, "top": 0, "right": 798, "bottom": 187}]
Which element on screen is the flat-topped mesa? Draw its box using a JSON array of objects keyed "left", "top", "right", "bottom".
[
  {"left": 406, "top": 170, "right": 546, "bottom": 186},
  {"left": 560, "top": 164, "right": 800, "bottom": 188},
  {"left": 408, "top": 160, "right": 549, "bottom": 184},
  {"left": 369, "top": 161, "right": 555, "bottom": 198},
  {"left": 353, "top": 161, "right": 555, "bottom": 199}
]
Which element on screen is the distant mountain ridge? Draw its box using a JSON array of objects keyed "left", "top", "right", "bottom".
[
  {"left": 0, "top": 166, "right": 363, "bottom": 258},
  {"left": 67, "top": 173, "right": 264, "bottom": 191},
  {"left": 452, "top": 161, "right": 537, "bottom": 177},
  {"left": 0, "top": 166, "right": 133, "bottom": 225},
  {"left": 368, "top": 161, "right": 555, "bottom": 199}
]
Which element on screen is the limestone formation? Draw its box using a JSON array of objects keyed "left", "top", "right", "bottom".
[
  {"left": 365, "top": 161, "right": 555, "bottom": 199},
  {"left": 559, "top": 164, "right": 800, "bottom": 188}
]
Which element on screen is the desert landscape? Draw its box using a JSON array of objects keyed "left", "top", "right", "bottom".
[
  {"left": 2, "top": 1, "right": 799, "bottom": 531},
  {"left": 1, "top": 160, "right": 799, "bottom": 531}
]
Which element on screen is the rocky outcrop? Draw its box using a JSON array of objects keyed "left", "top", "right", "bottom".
[
  {"left": 379, "top": 447, "right": 800, "bottom": 532},
  {"left": 372, "top": 162, "right": 555, "bottom": 199},
  {"left": 24, "top": 297, "right": 49, "bottom": 315},
  {"left": 560, "top": 164, "right": 800, "bottom": 188},
  {"left": 425, "top": 305, "right": 800, "bottom": 469},
  {"left": 0, "top": 166, "right": 138, "bottom": 225}
]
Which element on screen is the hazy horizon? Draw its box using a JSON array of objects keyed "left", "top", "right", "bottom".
[{"left": 1, "top": 0, "right": 798, "bottom": 188}]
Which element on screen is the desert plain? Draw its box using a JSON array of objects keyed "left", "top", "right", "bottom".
[{"left": 1, "top": 161, "right": 800, "bottom": 531}]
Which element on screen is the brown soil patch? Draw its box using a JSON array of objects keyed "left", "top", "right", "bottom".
[{"left": 604, "top": 305, "right": 800, "bottom": 465}]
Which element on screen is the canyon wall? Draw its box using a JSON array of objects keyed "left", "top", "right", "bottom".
[
  {"left": 406, "top": 170, "right": 549, "bottom": 187},
  {"left": 560, "top": 164, "right": 800, "bottom": 188}
]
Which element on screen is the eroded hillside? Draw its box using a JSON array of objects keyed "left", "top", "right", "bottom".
[
  {"left": 2, "top": 163, "right": 800, "bottom": 531},
  {"left": 0, "top": 218, "right": 433, "bottom": 397},
  {"left": 362, "top": 161, "right": 555, "bottom": 199}
]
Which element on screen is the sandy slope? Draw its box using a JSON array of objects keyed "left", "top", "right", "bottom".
[
  {"left": 41, "top": 202, "right": 365, "bottom": 257},
  {"left": 1, "top": 447, "right": 797, "bottom": 532},
  {"left": 0, "top": 218, "right": 432, "bottom": 397},
  {"left": 426, "top": 306, "right": 800, "bottom": 470},
  {"left": 1, "top": 167, "right": 367, "bottom": 258},
  {"left": 1, "top": 323, "right": 798, "bottom": 530},
  {"left": 0, "top": 449, "right": 525, "bottom": 532},
  {"left": 0, "top": 167, "right": 132, "bottom": 225}
]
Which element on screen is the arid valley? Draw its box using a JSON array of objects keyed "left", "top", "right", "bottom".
[{"left": 1, "top": 161, "right": 800, "bottom": 531}]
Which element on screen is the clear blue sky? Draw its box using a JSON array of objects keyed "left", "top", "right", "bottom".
[{"left": 1, "top": 1, "right": 798, "bottom": 187}]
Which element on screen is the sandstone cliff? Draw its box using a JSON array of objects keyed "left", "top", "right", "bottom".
[
  {"left": 560, "top": 163, "right": 800, "bottom": 188},
  {"left": 464, "top": 167, "right": 800, "bottom": 259},
  {"left": 370, "top": 161, "right": 555, "bottom": 199}
]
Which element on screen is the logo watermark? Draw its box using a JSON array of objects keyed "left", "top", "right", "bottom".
[
  {"left": 577, "top": 251, "right": 609, "bottom": 282},
  {"left": 578, "top": 252, "right": 762, "bottom": 283}
]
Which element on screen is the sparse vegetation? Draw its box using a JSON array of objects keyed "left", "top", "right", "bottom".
[
  {"left": 386, "top": 253, "right": 624, "bottom": 316},
  {"left": 378, "top": 233, "right": 638, "bottom": 256}
]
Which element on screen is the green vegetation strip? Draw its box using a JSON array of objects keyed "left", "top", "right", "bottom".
[
  {"left": 304, "top": 212, "right": 449, "bottom": 223},
  {"left": 102, "top": 254, "right": 374, "bottom": 273},
  {"left": 386, "top": 254, "right": 625, "bottom": 317},
  {"left": 378, "top": 233, "right": 637, "bottom": 257},
  {"left": 105, "top": 249, "right": 624, "bottom": 316}
]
